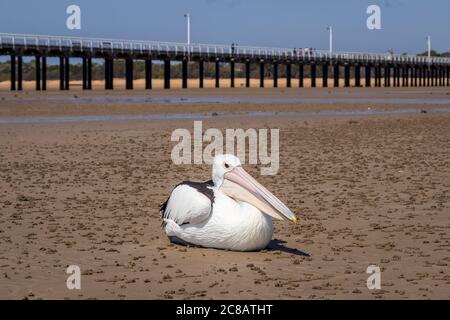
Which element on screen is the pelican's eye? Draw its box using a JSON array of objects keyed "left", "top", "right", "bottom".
[{"left": 224, "top": 162, "right": 230, "bottom": 169}]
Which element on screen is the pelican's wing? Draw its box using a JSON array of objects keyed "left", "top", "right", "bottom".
[{"left": 160, "top": 180, "right": 215, "bottom": 226}]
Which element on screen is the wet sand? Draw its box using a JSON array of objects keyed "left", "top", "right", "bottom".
[
  {"left": 1, "top": 86, "right": 450, "bottom": 118},
  {"left": 0, "top": 88, "right": 449, "bottom": 299}
]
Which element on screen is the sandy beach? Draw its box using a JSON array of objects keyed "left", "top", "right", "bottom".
[
  {"left": 0, "top": 76, "right": 428, "bottom": 91},
  {"left": 0, "top": 87, "right": 449, "bottom": 299}
]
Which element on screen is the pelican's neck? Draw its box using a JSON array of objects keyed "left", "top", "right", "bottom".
[{"left": 212, "top": 171, "right": 224, "bottom": 188}]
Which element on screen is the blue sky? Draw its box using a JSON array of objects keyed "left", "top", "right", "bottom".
[{"left": 0, "top": 0, "right": 449, "bottom": 54}]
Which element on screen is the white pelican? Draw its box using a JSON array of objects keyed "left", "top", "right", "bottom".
[{"left": 160, "top": 154, "right": 297, "bottom": 251}]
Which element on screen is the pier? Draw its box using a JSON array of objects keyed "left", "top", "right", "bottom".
[{"left": 1, "top": 33, "right": 449, "bottom": 91}]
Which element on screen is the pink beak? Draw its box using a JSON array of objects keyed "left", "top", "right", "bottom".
[{"left": 219, "top": 166, "right": 298, "bottom": 223}]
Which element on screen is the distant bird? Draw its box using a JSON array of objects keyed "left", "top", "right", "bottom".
[{"left": 160, "top": 154, "right": 297, "bottom": 251}]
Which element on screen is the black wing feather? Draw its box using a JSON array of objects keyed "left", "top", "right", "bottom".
[{"left": 159, "top": 180, "right": 215, "bottom": 227}]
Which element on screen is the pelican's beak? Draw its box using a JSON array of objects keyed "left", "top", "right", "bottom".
[{"left": 219, "top": 166, "right": 298, "bottom": 223}]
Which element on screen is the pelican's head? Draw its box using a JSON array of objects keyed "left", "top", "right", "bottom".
[{"left": 212, "top": 154, "right": 298, "bottom": 223}]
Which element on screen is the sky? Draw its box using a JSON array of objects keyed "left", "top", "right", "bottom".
[{"left": 0, "top": 0, "right": 449, "bottom": 55}]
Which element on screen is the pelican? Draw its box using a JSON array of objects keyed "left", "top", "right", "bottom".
[{"left": 160, "top": 154, "right": 298, "bottom": 251}]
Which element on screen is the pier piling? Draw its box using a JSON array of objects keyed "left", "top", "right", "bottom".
[
  {"left": 215, "top": 59, "right": 220, "bottom": 88},
  {"left": 299, "top": 63, "right": 304, "bottom": 88},
  {"left": 259, "top": 61, "right": 264, "bottom": 88},
  {"left": 230, "top": 60, "right": 235, "bottom": 88},
  {"left": 322, "top": 63, "right": 328, "bottom": 88},
  {"left": 385, "top": 66, "right": 391, "bottom": 87},
  {"left": 354, "top": 65, "right": 361, "bottom": 87},
  {"left": 10, "top": 55, "right": 16, "bottom": 91},
  {"left": 333, "top": 64, "right": 339, "bottom": 87},
  {"left": 17, "top": 56, "right": 22, "bottom": 91},
  {"left": 42, "top": 56, "right": 47, "bottom": 91},
  {"left": 82, "top": 57, "right": 87, "bottom": 90},
  {"left": 65, "top": 57, "right": 70, "bottom": 90},
  {"left": 164, "top": 59, "right": 170, "bottom": 89},
  {"left": 286, "top": 62, "right": 291, "bottom": 88},
  {"left": 182, "top": 58, "right": 188, "bottom": 89},
  {"left": 311, "top": 63, "right": 316, "bottom": 88},
  {"left": 126, "top": 59, "right": 133, "bottom": 90},
  {"left": 59, "top": 57, "right": 65, "bottom": 90},
  {"left": 344, "top": 64, "right": 350, "bottom": 87},
  {"left": 199, "top": 60, "right": 204, "bottom": 88},
  {"left": 145, "top": 59, "right": 152, "bottom": 89},
  {"left": 273, "top": 62, "right": 278, "bottom": 88},
  {"left": 35, "top": 56, "right": 41, "bottom": 91},
  {"left": 245, "top": 60, "right": 250, "bottom": 88},
  {"left": 365, "top": 65, "right": 371, "bottom": 87},
  {"left": 87, "top": 58, "right": 92, "bottom": 90}
]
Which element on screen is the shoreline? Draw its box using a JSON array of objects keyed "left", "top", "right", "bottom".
[
  {"left": 1, "top": 87, "right": 450, "bottom": 118},
  {"left": 0, "top": 107, "right": 449, "bottom": 125}
]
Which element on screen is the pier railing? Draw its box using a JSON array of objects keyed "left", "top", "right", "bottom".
[{"left": 1, "top": 32, "right": 449, "bottom": 65}]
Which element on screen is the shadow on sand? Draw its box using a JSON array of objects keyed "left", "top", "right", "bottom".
[
  {"left": 169, "top": 236, "right": 310, "bottom": 256},
  {"left": 267, "top": 239, "right": 310, "bottom": 257}
]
